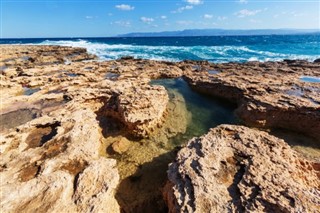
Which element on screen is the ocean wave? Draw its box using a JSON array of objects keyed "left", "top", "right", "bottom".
[{"left": 39, "top": 39, "right": 320, "bottom": 63}]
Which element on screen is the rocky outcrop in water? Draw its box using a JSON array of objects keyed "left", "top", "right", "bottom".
[
  {"left": 164, "top": 125, "right": 320, "bottom": 213},
  {"left": 182, "top": 60, "right": 320, "bottom": 139}
]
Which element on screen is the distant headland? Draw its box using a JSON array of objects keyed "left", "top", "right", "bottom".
[{"left": 118, "top": 28, "right": 320, "bottom": 37}]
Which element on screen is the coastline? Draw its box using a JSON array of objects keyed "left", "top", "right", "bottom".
[{"left": 0, "top": 45, "right": 319, "bottom": 212}]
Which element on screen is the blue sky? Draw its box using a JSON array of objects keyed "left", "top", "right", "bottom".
[{"left": 1, "top": 0, "right": 319, "bottom": 38}]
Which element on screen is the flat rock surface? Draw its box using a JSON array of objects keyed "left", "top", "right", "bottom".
[{"left": 164, "top": 125, "right": 320, "bottom": 213}]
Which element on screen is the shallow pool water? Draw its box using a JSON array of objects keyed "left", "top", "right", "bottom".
[
  {"left": 300, "top": 76, "right": 320, "bottom": 83},
  {"left": 23, "top": 87, "right": 41, "bottom": 96},
  {"left": 208, "top": 70, "right": 220, "bottom": 75},
  {"left": 101, "top": 78, "right": 238, "bottom": 212},
  {"left": 151, "top": 78, "right": 237, "bottom": 147},
  {"left": 105, "top": 72, "right": 120, "bottom": 80}
]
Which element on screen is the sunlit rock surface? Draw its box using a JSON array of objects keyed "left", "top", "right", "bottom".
[{"left": 164, "top": 125, "right": 320, "bottom": 213}]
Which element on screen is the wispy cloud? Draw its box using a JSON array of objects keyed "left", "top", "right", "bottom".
[
  {"left": 172, "top": 5, "right": 193, "bottom": 13},
  {"left": 140, "top": 17, "right": 154, "bottom": 24},
  {"left": 203, "top": 14, "right": 213, "bottom": 19},
  {"left": 160, "top": 15, "right": 167, "bottom": 19},
  {"left": 185, "top": 0, "right": 203, "bottom": 5},
  {"left": 115, "top": 4, "right": 134, "bottom": 11},
  {"left": 85, "top": 16, "right": 94, "bottom": 19},
  {"left": 113, "top": 20, "right": 131, "bottom": 27},
  {"left": 238, "top": 0, "right": 248, "bottom": 4},
  {"left": 234, "top": 9, "right": 261, "bottom": 18},
  {"left": 218, "top": 16, "right": 227, "bottom": 21}
]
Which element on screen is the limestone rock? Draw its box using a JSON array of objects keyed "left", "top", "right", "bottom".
[
  {"left": 0, "top": 45, "right": 96, "bottom": 69},
  {"left": 183, "top": 60, "right": 320, "bottom": 139},
  {"left": 164, "top": 125, "right": 320, "bottom": 213},
  {"left": 0, "top": 109, "right": 120, "bottom": 213}
]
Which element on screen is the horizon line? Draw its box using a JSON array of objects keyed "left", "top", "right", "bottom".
[{"left": 1, "top": 28, "right": 319, "bottom": 39}]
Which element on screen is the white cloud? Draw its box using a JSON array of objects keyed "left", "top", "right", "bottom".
[
  {"left": 203, "top": 14, "right": 213, "bottom": 19},
  {"left": 115, "top": 4, "right": 134, "bottom": 11},
  {"left": 140, "top": 17, "right": 154, "bottom": 24},
  {"left": 160, "top": 15, "right": 167, "bottom": 19},
  {"left": 172, "top": 5, "right": 193, "bottom": 13},
  {"left": 234, "top": 9, "right": 261, "bottom": 18},
  {"left": 108, "top": 13, "right": 113, "bottom": 16},
  {"left": 218, "top": 16, "right": 227, "bottom": 21},
  {"left": 85, "top": 16, "right": 93, "bottom": 19},
  {"left": 238, "top": 0, "right": 248, "bottom": 4},
  {"left": 186, "top": 0, "right": 203, "bottom": 5},
  {"left": 113, "top": 20, "right": 131, "bottom": 27}
]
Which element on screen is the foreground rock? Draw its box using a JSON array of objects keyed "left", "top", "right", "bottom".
[
  {"left": 1, "top": 45, "right": 319, "bottom": 212},
  {"left": 0, "top": 109, "right": 120, "bottom": 213},
  {"left": 182, "top": 60, "right": 320, "bottom": 139},
  {"left": 0, "top": 45, "right": 187, "bottom": 212},
  {"left": 164, "top": 125, "right": 320, "bottom": 212}
]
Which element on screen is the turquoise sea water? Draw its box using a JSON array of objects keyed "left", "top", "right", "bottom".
[{"left": 1, "top": 34, "right": 319, "bottom": 63}]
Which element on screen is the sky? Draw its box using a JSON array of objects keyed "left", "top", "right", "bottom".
[{"left": 1, "top": 0, "right": 320, "bottom": 38}]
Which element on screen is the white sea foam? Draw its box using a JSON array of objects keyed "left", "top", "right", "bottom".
[{"left": 38, "top": 39, "right": 320, "bottom": 63}]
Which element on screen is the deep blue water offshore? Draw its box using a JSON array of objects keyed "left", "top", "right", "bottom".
[{"left": 1, "top": 34, "right": 319, "bottom": 63}]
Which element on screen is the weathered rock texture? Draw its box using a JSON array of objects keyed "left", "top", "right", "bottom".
[
  {"left": 0, "top": 45, "right": 96, "bottom": 69},
  {"left": 164, "top": 125, "right": 320, "bottom": 213},
  {"left": 0, "top": 109, "right": 120, "bottom": 213},
  {"left": 182, "top": 60, "right": 320, "bottom": 139},
  {"left": 0, "top": 45, "right": 186, "bottom": 212},
  {"left": 1, "top": 45, "right": 319, "bottom": 213}
]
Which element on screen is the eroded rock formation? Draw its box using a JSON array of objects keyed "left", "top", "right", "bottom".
[
  {"left": 182, "top": 60, "right": 320, "bottom": 139},
  {"left": 164, "top": 125, "right": 320, "bottom": 212},
  {"left": 1, "top": 45, "right": 319, "bottom": 213}
]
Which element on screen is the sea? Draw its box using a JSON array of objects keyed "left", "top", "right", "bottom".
[{"left": 1, "top": 34, "right": 319, "bottom": 63}]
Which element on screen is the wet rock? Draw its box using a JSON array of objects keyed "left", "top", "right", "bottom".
[
  {"left": 314, "top": 58, "right": 320, "bottom": 63},
  {"left": 164, "top": 125, "right": 320, "bottom": 213}
]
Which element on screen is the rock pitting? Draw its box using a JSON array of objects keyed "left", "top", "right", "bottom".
[
  {"left": 182, "top": 60, "right": 320, "bottom": 139},
  {"left": 164, "top": 125, "right": 320, "bottom": 213},
  {"left": 1, "top": 45, "right": 319, "bottom": 213}
]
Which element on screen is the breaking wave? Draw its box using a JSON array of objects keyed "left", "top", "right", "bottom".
[{"left": 30, "top": 37, "right": 319, "bottom": 63}]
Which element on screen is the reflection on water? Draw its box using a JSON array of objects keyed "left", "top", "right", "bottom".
[
  {"left": 208, "top": 70, "right": 220, "bottom": 75},
  {"left": 300, "top": 76, "right": 320, "bottom": 83},
  {"left": 23, "top": 87, "right": 41, "bottom": 96}
]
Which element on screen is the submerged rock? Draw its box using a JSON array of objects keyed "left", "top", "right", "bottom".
[{"left": 164, "top": 125, "right": 320, "bottom": 213}]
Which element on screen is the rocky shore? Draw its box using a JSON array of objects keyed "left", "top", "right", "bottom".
[{"left": 0, "top": 45, "right": 319, "bottom": 212}]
